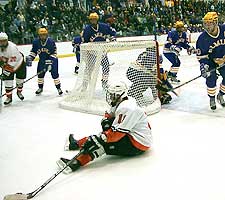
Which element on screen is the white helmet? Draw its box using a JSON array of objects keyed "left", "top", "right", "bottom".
[
  {"left": 0, "top": 32, "right": 8, "bottom": 41},
  {"left": 106, "top": 81, "right": 128, "bottom": 106}
]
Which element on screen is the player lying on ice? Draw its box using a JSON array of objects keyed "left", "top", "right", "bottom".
[{"left": 57, "top": 81, "right": 152, "bottom": 174}]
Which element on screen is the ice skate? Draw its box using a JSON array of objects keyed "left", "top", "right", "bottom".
[
  {"left": 57, "top": 88, "right": 63, "bottom": 95},
  {"left": 217, "top": 93, "right": 225, "bottom": 107},
  {"left": 167, "top": 72, "right": 180, "bottom": 84},
  {"left": 170, "top": 76, "right": 181, "bottom": 84},
  {"left": 17, "top": 91, "right": 24, "bottom": 100},
  {"left": 210, "top": 97, "right": 216, "bottom": 110},
  {"left": 35, "top": 88, "right": 43, "bottom": 95},
  {"left": 74, "top": 65, "right": 79, "bottom": 74},
  {"left": 64, "top": 134, "right": 80, "bottom": 151},
  {"left": 56, "top": 157, "right": 80, "bottom": 174},
  {"left": 4, "top": 97, "right": 12, "bottom": 105}
]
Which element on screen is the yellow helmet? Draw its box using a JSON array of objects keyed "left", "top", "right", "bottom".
[
  {"left": 175, "top": 21, "right": 184, "bottom": 28},
  {"left": 89, "top": 12, "right": 99, "bottom": 20},
  {"left": 203, "top": 12, "right": 218, "bottom": 23},
  {"left": 38, "top": 28, "right": 48, "bottom": 35}
]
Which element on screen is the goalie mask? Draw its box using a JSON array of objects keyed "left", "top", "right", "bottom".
[
  {"left": 0, "top": 32, "right": 9, "bottom": 50},
  {"left": 106, "top": 81, "right": 128, "bottom": 107},
  {"left": 203, "top": 12, "right": 218, "bottom": 35}
]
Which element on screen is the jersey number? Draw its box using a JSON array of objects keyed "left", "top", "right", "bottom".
[{"left": 118, "top": 114, "right": 126, "bottom": 124}]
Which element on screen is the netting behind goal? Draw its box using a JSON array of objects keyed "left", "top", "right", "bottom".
[{"left": 59, "top": 40, "right": 161, "bottom": 115}]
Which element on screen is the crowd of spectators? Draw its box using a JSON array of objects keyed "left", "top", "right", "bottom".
[{"left": 0, "top": 0, "right": 224, "bottom": 45}]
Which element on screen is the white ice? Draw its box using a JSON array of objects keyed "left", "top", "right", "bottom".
[{"left": 1, "top": 46, "right": 225, "bottom": 200}]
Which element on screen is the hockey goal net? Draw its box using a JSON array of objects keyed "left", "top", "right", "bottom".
[{"left": 59, "top": 39, "right": 161, "bottom": 115}]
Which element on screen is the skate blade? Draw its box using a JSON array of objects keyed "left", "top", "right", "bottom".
[
  {"left": 64, "top": 137, "right": 70, "bottom": 151},
  {"left": 56, "top": 159, "right": 72, "bottom": 174},
  {"left": 4, "top": 193, "right": 28, "bottom": 200}
]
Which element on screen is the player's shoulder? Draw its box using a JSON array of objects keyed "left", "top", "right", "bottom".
[
  {"left": 219, "top": 24, "right": 225, "bottom": 31},
  {"left": 73, "top": 36, "right": 82, "bottom": 43},
  {"left": 84, "top": 24, "right": 92, "bottom": 30},
  {"left": 99, "top": 22, "right": 110, "bottom": 28},
  {"left": 47, "top": 37, "right": 56, "bottom": 44},
  {"left": 197, "top": 31, "right": 208, "bottom": 41},
  {"left": 7, "top": 41, "right": 17, "bottom": 48},
  {"left": 32, "top": 38, "right": 39, "bottom": 44},
  {"left": 117, "top": 97, "right": 139, "bottom": 114}
]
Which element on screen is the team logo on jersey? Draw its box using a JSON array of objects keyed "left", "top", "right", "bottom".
[
  {"left": 37, "top": 48, "right": 50, "bottom": 55},
  {"left": 90, "top": 33, "right": 106, "bottom": 42}
]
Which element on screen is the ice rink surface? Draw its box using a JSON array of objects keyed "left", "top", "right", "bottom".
[{"left": 1, "top": 46, "right": 225, "bottom": 200}]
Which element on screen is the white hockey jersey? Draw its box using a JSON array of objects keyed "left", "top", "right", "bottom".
[
  {"left": 107, "top": 97, "right": 152, "bottom": 150},
  {"left": 0, "top": 41, "right": 23, "bottom": 72}
]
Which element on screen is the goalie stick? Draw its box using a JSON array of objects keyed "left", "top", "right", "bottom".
[
  {"left": 3, "top": 150, "right": 84, "bottom": 200},
  {"left": 0, "top": 68, "right": 48, "bottom": 98}
]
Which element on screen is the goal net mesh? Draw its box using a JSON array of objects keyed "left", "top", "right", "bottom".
[{"left": 59, "top": 40, "right": 161, "bottom": 115}]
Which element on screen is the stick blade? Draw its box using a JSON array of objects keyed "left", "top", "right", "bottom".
[{"left": 3, "top": 193, "right": 28, "bottom": 200}]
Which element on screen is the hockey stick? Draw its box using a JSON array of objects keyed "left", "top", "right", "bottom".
[
  {"left": 0, "top": 68, "right": 47, "bottom": 98},
  {"left": 163, "top": 63, "right": 225, "bottom": 94},
  {"left": 3, "top": 150, "right": 84, "bottom": 200}
]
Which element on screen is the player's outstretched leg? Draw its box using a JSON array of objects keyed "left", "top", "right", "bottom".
[{"left": 209, "top": 97, "right": 216, "bottom": 110}]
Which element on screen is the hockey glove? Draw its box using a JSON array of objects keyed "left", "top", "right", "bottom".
[
  {"left": 82, "top": 135, "right": 106, "bottom": 160},
  {"left": 170, "top": 45, "right": 181, "bottom": 55},
  {"left": 2, "top": 69, "right": 11, "bottom": 77},
  {"left": 101, "top": 116, "right": 115, "bottom": 131},
  {"left": 25, "top": 56, "right": 33, "bottom": 67},
  {"left": 187, "top": 46, "right": 196, "bottom": 55},
  {"left": 200, "top": 64, "right": 211, "bottom": 78},
  {"left": 45, "top": 59, "right": 52, "bottom": 72},
  {"left": 2, "top": 64, "right": 14, "bottom": 77}
]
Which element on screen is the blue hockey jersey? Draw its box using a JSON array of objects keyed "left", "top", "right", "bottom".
[
  {"left": 82, "top": 22, "right": 116, "bottom": 43},
  {"left": 164, "top": 30, "right": 190, "bottom": 52},
  {"left": 196, "top": 24, "right": 225, "bottom": 67},
  {"left": 30, "top": 37, "right": 57, "bottom": 61}
]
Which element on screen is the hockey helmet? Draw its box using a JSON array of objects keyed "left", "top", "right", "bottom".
[
  {"left": 38, "top": 27, "right": 48, "bottom": 35},
  {"left": 203, "top": 12, "right": 218, "bottom": 23},
  {"left": 0, "top": 32, "right": 8, "bottom": 49},
  {"left": 175, "top": 21, "right": 184, "bottom": 28},
  {"left": 89, "top": 12, "right": 99, "bottom": 20},
  {"left": 106, "top": 81, "right": 128, "bottom": 107},
  {"left": 203, "top": 12, "right": 218, "bottom": 34},
  {"left": 0, "top": 32, "right": 8, "bottom": 40}
]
